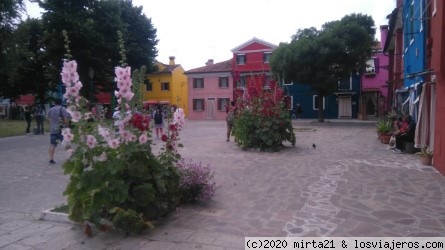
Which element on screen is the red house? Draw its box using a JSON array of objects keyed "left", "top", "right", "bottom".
[
  {"left": 230, "top": 37, "right": 278, "bottom": 101},
  {"left": 431, "top": 0, "right": 445, "bottom": 174}
]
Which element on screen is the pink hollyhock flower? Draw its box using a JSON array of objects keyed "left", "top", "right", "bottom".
[
  {"left": 86, "top": 135, "right": 97, "bottom": 149},
  {"left": 108, "top": 138, "right": 120, "bottom": 149},
  {"left": 139, "top": 133, "right": 148, "bottom": 144},
  {"left": 97, "top": 152, "right": 107, "bottom": 162},
  {"left": 69, "top": 110, "right": 82, "bottom": 122},
  {"left": 98, "top": 126, "right": 110, "bottom": 139}
]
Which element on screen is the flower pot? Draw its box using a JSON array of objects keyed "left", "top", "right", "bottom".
[
  {"left": 420, "top": 156, "right": 432, "bottom": 166},
  {"left": 380, "top": 133, "right": 391, "bottom": 144}
]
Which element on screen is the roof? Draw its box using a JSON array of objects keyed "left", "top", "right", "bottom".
[
  {"left": 184, "top": 59, "right": 233, "bottom": 74},
  {"left": 231, "top": 37, "right": 277, "bottom": 53},
  {"left": 152, "top": 62, "right": 181, "bottom": 74}
]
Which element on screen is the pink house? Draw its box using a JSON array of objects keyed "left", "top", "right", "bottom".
[
  {"left": 185, "top": 59, "right": 234, "bottom": 120},
  {"left": 359, "top": 25, "right": 390, "bottom": 119}
]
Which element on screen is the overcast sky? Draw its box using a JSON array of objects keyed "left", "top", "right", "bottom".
[{"left": 26, "top": 0, "right": 396, "bottom": 71}]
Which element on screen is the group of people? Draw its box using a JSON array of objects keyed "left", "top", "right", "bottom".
[
  {"left": 23, "top": 104, "right": 46, "bottom": 135},
  {"left": 112, "top": 104, "right": 169, "bottom": 139},
  {"left": 391, "top": 114, "right": 416, "bottom": 153}
]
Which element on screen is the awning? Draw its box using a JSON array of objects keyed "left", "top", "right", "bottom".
[
  {"left": 144, "top": 100, "right": 158, "bottom": 105},
  {"left": 362, "top": 88, "right": 380, "bottom": 92},
  {"left": 406, "top": 69, "right": 433, "bottom": 79}
]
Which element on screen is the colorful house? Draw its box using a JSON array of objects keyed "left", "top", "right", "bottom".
[
  {"left": 185, "top": 59, "right": 233, "bottom": 120},
  {"left": 359, "top": 25, "right": 390, "bottom": 119},
  {"left": 143, "top": 56, "right": 188, "bottom": 116},
  {"left": 385, "top": 0, "right": 445, "bottom": 174},
  {"left": 231, "top": 37, "right": 277, "bottom": 101}
]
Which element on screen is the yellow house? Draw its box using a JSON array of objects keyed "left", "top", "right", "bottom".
[{"left": 142, "top": 56, "right": 188, "bottom": 116}]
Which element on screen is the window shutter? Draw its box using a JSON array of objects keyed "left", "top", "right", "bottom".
[{"left": 374, "top": 58, "right": 380, "bottom": 73}]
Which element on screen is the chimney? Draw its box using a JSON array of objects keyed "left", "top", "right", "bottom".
[
  {"left": 169, "top": 56, "right": 176, "bottom": 65},
  {"left": 205, "top": 59, "right": 214, "bottom": 66},
  {"left": 380, "top": 25, "right": 389, "bottom": 50}
]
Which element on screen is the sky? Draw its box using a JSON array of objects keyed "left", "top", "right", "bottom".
[{"left": 25, "top": 0, "right": 396, "bottom": 71}]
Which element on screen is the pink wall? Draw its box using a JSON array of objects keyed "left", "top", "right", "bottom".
[
  {"left": 187, "top": 75, "right": 234, "bottom": 120},
  {"left": 362, "top": 26, "right": 390, "bottom": 99}
]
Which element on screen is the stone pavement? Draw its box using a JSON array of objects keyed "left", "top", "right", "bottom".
[{"left": 0, "top": 119, "right": 444, "bottom": 249}]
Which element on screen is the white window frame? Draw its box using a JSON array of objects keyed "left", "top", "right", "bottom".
[
  {"left": 263, "top": 52, "right": 272, "bottom": 64},
  {"left": 161, "top": 82, "right": 169, "bottom": 91},
  {"left": 193, "top": 78, "right": 204, "bottom": 89},
  {"left": 219, "top": 77, "right": 229, "bottom": 88},
  {"left": 313, "top": 95, "right": 326, "bottom": 110},
  {"left": 193, "top": 99, "right": 204, "bottom": 111},
  {"left": 217, "top": 98, "right": 230, "bottom": 111},
  {"left": 236, "top": 54, "right": 246, "bottom": 65}
]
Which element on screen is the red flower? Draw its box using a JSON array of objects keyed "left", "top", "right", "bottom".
[
  {"left": 161, "top": 134, "right": 168, "bottom": 142},
  {"left": 169, "top": 124, "right": 177, "bottom": 131}
]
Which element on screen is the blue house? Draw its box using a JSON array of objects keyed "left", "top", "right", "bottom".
[
  {"left": 395, "top": 0, "right": 428, "bottom": 119},
  {"left": 282, "top": 74, "right": 360, "bottom": 119}
]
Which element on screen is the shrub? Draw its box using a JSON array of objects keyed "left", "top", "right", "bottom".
[
  {"left": 232, "top": 74, "right": 296, "bottom": 151},
  {"left": 176, "top": 159, "right": 217, "bottom": 202}
]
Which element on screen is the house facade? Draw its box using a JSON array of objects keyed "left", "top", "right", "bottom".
[
  {"left": 359, "top": 25, "right": 390, "bottom": 119},
  {"left": 231, "top": 38, "right": 277, "bottom": 101},
  {"left": 143, "top": 56, "right": 188, "bottom": 116},
  {"left": 431, "top": 0, "right": 445, "bottom": 174},
  {"left": 385, "top": 0, "right": 444, "bottom": 174},
  {"left": 185, "top": 59, "right": 233, "bottom": 120}
]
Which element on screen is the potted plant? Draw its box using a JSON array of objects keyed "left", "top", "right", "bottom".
[
  {"left": 415, "top": 147, "right": 433, "bottom": 166},
  {"left": 376, "top": 120, "right": 393, "bottom": 144}
]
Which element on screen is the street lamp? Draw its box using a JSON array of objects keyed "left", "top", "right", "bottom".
[{"left": 89, "top": 67, "right": 94, "bottom": 105}]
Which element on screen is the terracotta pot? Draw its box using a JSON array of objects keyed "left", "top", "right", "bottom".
[
  {"left": 380, "top": 133, "right": 391, "bottom": 144},
  {"left": 420, "top": 156, "right": 432, "bottom": 166}
]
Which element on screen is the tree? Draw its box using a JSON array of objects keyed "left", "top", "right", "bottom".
[
  {"left": 0, "top": 18, "right": 48, "bottom": 102},
  {"left": 270, "top": 13, "right": 375, "bottom": 122},
  {"left": 34, "top": 0, "right": 158, "bottom": 102}
]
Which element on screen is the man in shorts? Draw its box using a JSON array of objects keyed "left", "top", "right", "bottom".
[{"left": 47, "top": 98, "right": 69, "bottom": 164}]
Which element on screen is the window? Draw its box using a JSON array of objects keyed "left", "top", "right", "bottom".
[
  {"left": 161, "top": 82, "right": 169, "bottom": 91},
  {"left": 264, "top": 75, "right": 273, "bottom": 89},
  {"left": 365, "top": 58, "right": 376, "bottom": 75},
  {"left": 219, "top": 77, "right": 229, "bottom": 88},
  {"left": 236, "top": 54, "right": 246, "bottom": 65},
  {"left": 193, "top": 78, "right": 204, "bottom": 88},
  {"left": 218, "top": 98, "right": 230, "bottom": 111},
  {"left": 236, "top": 76, "right": 246, "bottom": 88},
  {"left": 263, "top": 52, "right": 272, "bottom": 63},
  {"left": 338, "top": 77, "right": 351, "bottom": 90},
  {"left": 313, "top": 95, "right": 325, "bottom": 110},
  {"left": 282, "top": 76, "right": 293, "bottom": 85},
  {"left": 193, "top": 99, "right": 205, "bottom": 111},
  {"left": 144, "top": 79, "right": 152, "bottom": 91}
]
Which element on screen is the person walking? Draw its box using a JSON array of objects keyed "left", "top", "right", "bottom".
[
  {"left": 153, "top": 106, "right": 164, "bottom": 139},
  {"left": 226, "top": 101, "right": 236, "bottom": 142},
  {"left": 295, "top": 103, "right": 303, "bottom": 119},
  {"left": 24, "top": 106, "right": 32, "bottom": 135},
  {"left": 47, "top": 99, "right": 69, "bottom": 164},
  {"left": 35, "top": 104, "right": 45, "bottom": 134}
]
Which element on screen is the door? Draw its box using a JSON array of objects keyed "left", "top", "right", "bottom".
[
  {"left": 206, "top": 98, "right": 216, "bottom": 120},
  {"left": 338, "top": 96, "right": 352, "bottom": 118}
]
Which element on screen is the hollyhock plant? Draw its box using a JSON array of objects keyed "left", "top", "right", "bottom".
[
  {"left": 59, "top": 31, "right": 215, "bottom": 236},
  {"left": 232, "top": 74, "right": 296, "bottom": 151}
]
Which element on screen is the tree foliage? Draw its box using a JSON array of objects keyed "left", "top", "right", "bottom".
[
  {"left": 1, "top": 0, "right": 158, "bottom": 103},
  {"left": 0, "top": 18, "right": 48, "bottom": 102},
  {"left": 270, "top": 13, "right": 375, "bottom": 122}
]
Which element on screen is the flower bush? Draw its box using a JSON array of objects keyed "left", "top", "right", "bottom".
[
  {"left": 176, "top": 159, "right": 217, "bottom": 202},
  {"left": 232, "top": 74, "right": 296, "bottom": 151},
  {"left": 59, "top": 32, "right": 216, "bottom": 235}
]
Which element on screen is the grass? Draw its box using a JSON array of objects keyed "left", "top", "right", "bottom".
[
  {"left": 51, "top": 204, "right": 69, "bottom": 213},
  {"left": 0, "top": 119, "right": 50, "bottom": 138}
]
